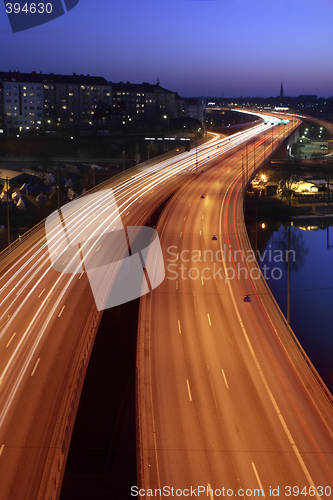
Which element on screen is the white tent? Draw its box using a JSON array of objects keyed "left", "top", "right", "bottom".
[
  {"left": 36, "top": 193, "right": 47, "bottom": 203},
  {"left": 65, "top": 179, "right": 74, "bottom": 188},
  {"left": 19, "top": 183, "right": 30, "bottom": 194},
  {"left": 67, "top": 188, "right": 78, "bottom": 201},
  {"left": 12, "top": 191, "right": 21, "bottom": 203},
  {"left": 17, "top": 198, "right": 26, "bottom": 211}
]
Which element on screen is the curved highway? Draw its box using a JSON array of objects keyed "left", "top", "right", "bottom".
[
  {"left": 0, "top": 121, "right": 289, "bottom": 499},
  {"left": 137, "top": 118, "right": 333, "bottom": 499}
]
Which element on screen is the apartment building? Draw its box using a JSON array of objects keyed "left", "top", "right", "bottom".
[
  {"left": 177, "top": 96, "right": 205, "bottom": 123},
  {"left": 0, "top": 71, "right": 44, "bottom": 130},
  {"left": 112, "top": 81, "right": 178, "bottom": 123},
  {"left": 73, "top": 74, "right": 112, "bottom": 126},
  {"left": 0, "top": 71, "right": 184, "bottom": 132},
  {"left": 0, "top": 71, "right": 112, "bottom": 131},
  {"left": 40, "top": 73, "right": 80, "bottom": 129}
]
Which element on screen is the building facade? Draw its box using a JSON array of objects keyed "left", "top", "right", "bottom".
[
  {"left": 0, "top": 71, "right": 112, "bottom": 131},
  {"left": 0, "top": 71, "right": 190, "bottom": 132},
  {"left": 0, "top": 71, "right": 44, "bottom": 130},
  {"left": 112, "top": 81, "right": 178, "bottom": 123}
]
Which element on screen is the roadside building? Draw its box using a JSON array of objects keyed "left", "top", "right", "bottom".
[
  {"left": 112, "top": 81, "right": 178, "bottom": 124},
  {"left": 73, "top": 74, "right": 112, "bottom": 127},
  {"left": 0, "top": 71, "right": 44, "bottom": 131},
  {"left": 40, "top": 73, "right": 80, "bottom": 130},
  {"left": 183, "top": 97, "right": 205, "bottom": 123}
]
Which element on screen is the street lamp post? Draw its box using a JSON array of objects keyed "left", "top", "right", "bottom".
[
  {"left": 163, "top": 115, "right": 169, "bottom": 133},
  {"left": 6, "top": 176, "right": 10, "bottom": 247}
]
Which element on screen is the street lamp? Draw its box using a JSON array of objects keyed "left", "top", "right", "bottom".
[
  {"left": 163, "top": 115, "right": 169, "bottom": 133},
  {"left": 6, "top": 176, "right": 10, "bottom": 247}
]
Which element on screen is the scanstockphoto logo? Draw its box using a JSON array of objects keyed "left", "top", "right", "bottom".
[
  {"left": 45, "top": 188, "right": 165, "bottom": 311},
  {"left": 165, "top": 246, "right": 295, "bottom": 283},
  {"left": 3, "top": 0, "right": 80, "bottom": 33}
]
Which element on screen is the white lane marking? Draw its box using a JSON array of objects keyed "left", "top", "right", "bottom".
[
  {"left": 251, "top": 462, "right": 266, "bottom": 498},
  {"left": 82, "top": 235, "right": 87, "bottom": 241},
  {"left": 221, "top": 369, "right": 229, "bottom": 389},
  {"left": 183, "top": 216, "right": 186, "bottom": 220},
  {"left": 125, "top": 211, "right": 130, "bottom": 216},
  {"left": 178, "top": 320, "right": 182, "bottom": 334},
  {"left": 96, "top": 245, "right": 101, "bottom": 252},
  {"left": 179, "top": 231, "right": 182, "bottom": 238},
  {"left": 0, "top": 445, "right": 4, "bottom": 457},
  {"left": 189, "top": 203, "right": 192, "bottom": 207},
  {"left": 202, "top": 215, "right": 204, "bottom": 219},
  {"left": 176, "top": 280, "right": 178, "bottom": 290},
  {"left": 138, "top": 199, "right": 143, "bottom": 203},
  {"left": 79, "top": 271, "right": 84, "bottom": 279},
  {"left": 38, "top": 288, "right": 45, "bottom": 298},
  {"left": 186, "top": 379, "right": 192, "bottom": 401},
  {"left": 30, "top": 358, "right": 41, "bottom": 377},
  {"left": 62, "top": 258, "right": 68, "bottom": 266},
  {"left": 58, "top": 306, "right": 65, "bottom": 318},
  {"left": 207, "top": 483, "right": 214, "bottom": 500},
  {"left": 201, "top": 276, "right": 204, "bottom": 285},
  {"left": 200, "top": 230, "right": 202, "bottom": 236},
  {"left": 5, "top": 333, "right": 16, "bottom": 348},
  {"left": 207, "top": 313, "right": 212, "bottom": 326}
]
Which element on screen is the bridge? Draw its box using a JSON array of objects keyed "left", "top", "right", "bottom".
[{"left": 0, "top": 114, "right": 331, "bottom": 499}]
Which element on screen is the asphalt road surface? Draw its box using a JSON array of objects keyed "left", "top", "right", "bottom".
[
  {"left": 0, "top": 121, "right": 289, "bottom": 500},
  {"left": 137, "top": 117, "right": 333, "bottom": 500}
]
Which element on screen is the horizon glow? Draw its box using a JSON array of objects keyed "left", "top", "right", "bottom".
[{"left": 0, "top": 0, "right": 332, "bottom": 98}]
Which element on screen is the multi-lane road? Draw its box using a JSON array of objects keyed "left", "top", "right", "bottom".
[
  {"left": 0, "top": 115, "right": 305, "bottom": 499},
  {"left": 137, "top": 117, "right": 333, "bottom": 499}
]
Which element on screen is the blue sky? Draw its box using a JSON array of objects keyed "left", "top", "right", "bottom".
[{"left": 1, "top": 0, "right": 333, "bottom": 97}]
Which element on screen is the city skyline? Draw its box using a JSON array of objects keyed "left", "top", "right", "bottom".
[{"left": 1, "top": 0, "right": 333, "bottom": 98}]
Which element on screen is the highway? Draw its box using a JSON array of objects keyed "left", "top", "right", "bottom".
[
  {"left": 137, "top": 117, "right": 333, "bottom": 499},
  {"left": 0, "top": 120, "right": 292, "bottom": 499}
]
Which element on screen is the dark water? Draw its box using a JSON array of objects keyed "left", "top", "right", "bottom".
[{"left": 251, "top": 220, "right": 333, "bottom": 393}]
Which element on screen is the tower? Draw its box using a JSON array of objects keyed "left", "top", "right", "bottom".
[{"left": 280, "top": 80, "right": 284, "bottom": 99}]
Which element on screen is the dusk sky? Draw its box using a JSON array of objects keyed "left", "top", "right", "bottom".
[{"left": 1, "top": 0, "right": 333, "bottom": 98}]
